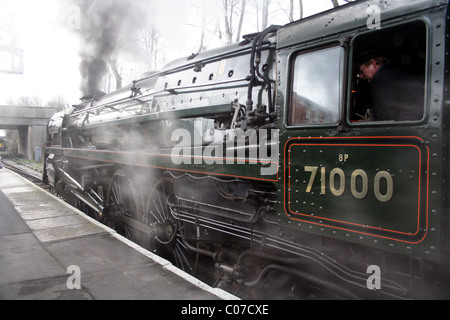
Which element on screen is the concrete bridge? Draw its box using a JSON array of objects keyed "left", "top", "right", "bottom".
[{"left": 0, "top": 105, "right": 58, "bottom": 161}]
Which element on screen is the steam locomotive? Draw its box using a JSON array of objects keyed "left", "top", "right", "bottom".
[{"left": 44, "top": 0, "right": 450, "bottom": 299}]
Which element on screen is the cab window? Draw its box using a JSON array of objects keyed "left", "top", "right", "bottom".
[
  {"left": 350, "top": 21, "right": 426, "bottom": 122},
  {"left": 288, "top": 45, "right": 342, "bottom": 126}
]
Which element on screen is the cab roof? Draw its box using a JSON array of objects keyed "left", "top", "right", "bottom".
[{"left": 277, "top": 0, "right": 447, "bottom": 49}]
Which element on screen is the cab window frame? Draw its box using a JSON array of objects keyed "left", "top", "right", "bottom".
[
  {"left": 286, "top": 42, "right": 345, "bottom": 128},
  {"left": 347, "top": 18, "right": 430, "bottom": 126}
]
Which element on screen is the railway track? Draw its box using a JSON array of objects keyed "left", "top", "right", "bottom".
[{"left": 1, "top": 155, "right": 50, "bottom": 191}]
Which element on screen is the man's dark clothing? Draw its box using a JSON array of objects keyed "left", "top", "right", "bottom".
[{"left": 370, "top": 64, "right": 424, "bottom": 121}]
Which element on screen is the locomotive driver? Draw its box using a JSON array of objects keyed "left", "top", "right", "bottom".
[{"left": 357, "top": 51, "right": 424, "bottom": 121}]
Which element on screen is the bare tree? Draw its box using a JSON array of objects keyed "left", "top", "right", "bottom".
[
  {"left": 198, "top": 29, "right": 207, "bottom": 53},
  {"left": 107, "top": 56, "right": 122, "bottom": 90},
  {"left": 195, "top": 0, "right": 209, "bottom": 52},
  {"left": 288, "top": 0, "right": 294, "bottom": 21},
  {"left": 221, "top": 0, "right": 244, "bottom": 44},
  {"left": 275, "top": 0, "right": 301, "bottom": 22},
  {"left": 14, "top": 95, "right": 42, "bottom": 107},
  {"left": 223, "top": 0, "right": 231, "bottom": 43},
  {"left": 250, "top": 0, "right": 273, "bottom": 31},
  {"left": 222, "top": 0, "right": 236, "bottom": 44},
  {"left": 299, "top": 0, "right": 303, "bottom": 19},
  {"left": 46, "top": 95, "right": 68, "bottom": 111},
  {"left": 235, "top": 0, "right": 247, "bottom": 42},
  {"left": 141, "top": 27, "right": 165, "bottom": 70},
  {"left": 261, "top": 0, "right": 270, "bottom": 30}
]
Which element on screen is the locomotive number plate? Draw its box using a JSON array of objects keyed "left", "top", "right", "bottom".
[{"left": 283, "top": 136, "right": 429, "bottom": 243}]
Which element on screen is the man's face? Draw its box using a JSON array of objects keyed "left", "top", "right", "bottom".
[{"left": 359, "top": 59, "right": 378, "bottom": 82}]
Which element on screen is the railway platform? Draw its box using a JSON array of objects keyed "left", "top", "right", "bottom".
[{"left": 0, "top": 167, "right": 238, "bottom": 301}]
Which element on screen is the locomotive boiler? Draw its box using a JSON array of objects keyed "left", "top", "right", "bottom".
[{"left": 44, "top": 0, "right": 450, "bottom": 299}]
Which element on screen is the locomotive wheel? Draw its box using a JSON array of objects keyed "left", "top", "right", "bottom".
[
  {"left": 56, "top": 178, "right": 90, "bottom": 216},
  {"left": 106, "top": 171, "right": 145, "bottom": 243},
  {"left": 145, "top": 177, "right": 196, "bottom": 274}
]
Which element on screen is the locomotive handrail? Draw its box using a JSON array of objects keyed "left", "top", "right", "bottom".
[
  {"left": 69, "top": 76, "right": 253, "bottom": 119},
  {"left": 133, "top": 42, "right": 276, "bottom": 86},
  {"left": 161, "top": 76, "right": 251, "bottom": 95},
  {"left": 80, "top": 104, "right": 233, "bottom": 129}
]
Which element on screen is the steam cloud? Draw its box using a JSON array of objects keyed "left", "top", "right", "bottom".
[{"left": 75, "top": 0, "right": 135, "bottom": 98}]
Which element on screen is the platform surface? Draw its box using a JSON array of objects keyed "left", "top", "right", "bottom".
[{"left": 0, "top": 168, "right": 237, "bottom": 300}]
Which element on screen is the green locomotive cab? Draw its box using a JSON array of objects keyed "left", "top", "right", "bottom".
[
  {"left": 277, "top": 0, "right": 440, "bottom": 260},
  {"left": 274, "top": 0, "right": 448, "bottom": 298}
]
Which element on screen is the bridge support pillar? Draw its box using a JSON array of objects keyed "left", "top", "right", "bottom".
[
  {"left": 17, "top": 125, "right": 46, "bottom": 161},
  {"left": 17, "top": 126, "right": 28, "bottom": 158}
]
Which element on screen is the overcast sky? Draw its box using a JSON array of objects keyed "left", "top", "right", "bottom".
[{"left": 0, "top": 0, "right": 347, "bottom": 107}]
